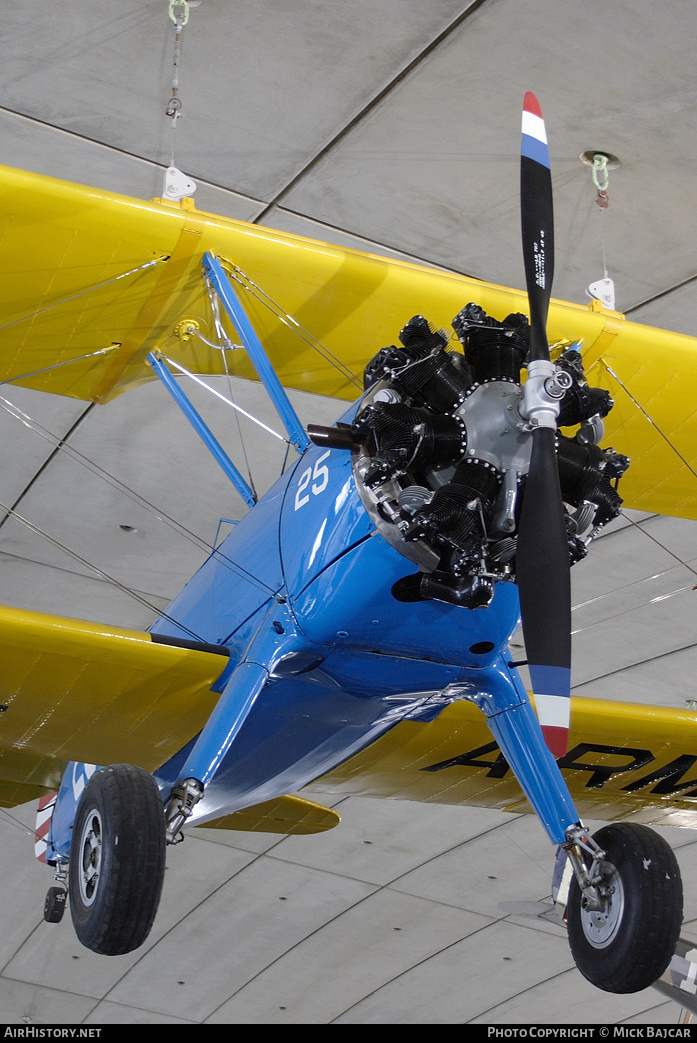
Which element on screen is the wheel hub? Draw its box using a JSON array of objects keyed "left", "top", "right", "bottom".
[
  {"left": 77, "top": 809, "right": 103, "bottom": 906},
  {"left": 579, "top": 862, "right": 625, "bottom": 948}
]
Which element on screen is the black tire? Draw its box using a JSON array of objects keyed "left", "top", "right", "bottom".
[
  {"left": 44, "top": 886, "right": 67, "bottom": 924},
  {"left": 567, "top": 822, "right": 683, "bottom": 993},
  {"left": 69, "top": 764, "right": 166, "bottom": 955}
]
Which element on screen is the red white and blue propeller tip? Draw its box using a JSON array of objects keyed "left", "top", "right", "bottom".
[{"left": 521, "top": 92, "right": 550, "bottom": 170}]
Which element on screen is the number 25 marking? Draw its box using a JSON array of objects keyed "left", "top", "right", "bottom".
[{"left": 294, "top": 451, "right": 331, "bottom": 510}]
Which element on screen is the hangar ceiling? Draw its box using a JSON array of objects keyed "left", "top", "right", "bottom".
[{"left": 1, "top": 0, "right": 697, "bottom": 1026}]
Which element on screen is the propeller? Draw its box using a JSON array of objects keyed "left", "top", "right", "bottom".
[{"left": 516, "top": 92, "right": 572, "bottom": 758}]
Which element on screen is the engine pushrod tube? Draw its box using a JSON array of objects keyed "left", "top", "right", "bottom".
[
  {"left": 202, "top": 253, "right": 310, "bottom": 454},
  {"left": 147, "top": 351, "right": 256, "bottom": 508}
]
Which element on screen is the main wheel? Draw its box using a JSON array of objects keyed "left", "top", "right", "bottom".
[
  {"left": 566, "top": 822, "right": 683, "bottom": 993},
  {"left": 69, "top": 764, "right": 166, "bottom": 955}
]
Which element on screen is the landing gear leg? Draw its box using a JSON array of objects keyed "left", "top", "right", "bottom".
[
  {"left": 565, "top": 822, "right": 683, "bottom": 993},
  {"left": 164, "top": 777, "right": 203, "bottom": 844},
  {"left": 477, "top": 674, "right": 683, "bottom": 993}
]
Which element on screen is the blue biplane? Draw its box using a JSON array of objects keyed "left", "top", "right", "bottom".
[{"left": 1, "top": 95, "right": 694, "bottom": 997}]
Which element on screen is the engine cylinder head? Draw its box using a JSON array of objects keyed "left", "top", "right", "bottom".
[
  {"left": 556, "top": 435, "right": 624, "bottom": 526},
  {"left": 364, "top": 315, "right": 473, "bottom": 411},
  {"left": 353, "top": 402, "right": 466, "bottom": 484},
  {"left": 462, "top": 326, "right": 528, "bottom": 385}
]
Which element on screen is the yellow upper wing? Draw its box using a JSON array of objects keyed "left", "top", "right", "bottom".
[{"left": 2, "top": 165, "right": 697, "bottom": 519}]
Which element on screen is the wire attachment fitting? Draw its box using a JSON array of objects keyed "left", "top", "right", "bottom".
[
  {"left": 168, "top": 0, "right": 190, "bottom": 26},
  {"left": 592, "top": 153, "right": 610, "bottom": 209},
  {"left": 163, "top": 165, "right": 197, "bottom": 202},
  {"left": 586, "top": 277, "right": 615, "bottom": 310}
]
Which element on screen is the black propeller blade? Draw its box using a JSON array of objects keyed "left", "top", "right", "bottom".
[{"left": 517, "top": 93, "right": 571, "bottom": 757}]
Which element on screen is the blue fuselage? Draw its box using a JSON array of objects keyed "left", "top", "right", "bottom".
[{"left": 149, "top": 431, "right": 528, "bottom": 826}]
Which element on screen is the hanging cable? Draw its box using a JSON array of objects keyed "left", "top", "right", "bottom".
[
  {"left": 593, "top": 154, "right": 611, "bottom": 292},
  {"left": 166, "top": 1, "right": 189, "bottom": 167},
  {"left": 162, "top": 1, "right": 198, "bottom": 201},
  {"left": 586, "top": 153, "right": 616, "bottom": 310},
  {"left": 592, "top": 153, "right": 610, "bottom": 210}
]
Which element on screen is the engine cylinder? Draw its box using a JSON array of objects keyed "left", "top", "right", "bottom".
[
  {"left": 463, "top": 326, "right": 527, "bottom": 385},
  {"left": 352, "top": 402, "right": 465, "bottom": 481},
  {"left": 556, "top": 436, "right": 623, "bottom": 526},
  {"left": 404, "top": 458, "right": 501, "bottom": 548}
]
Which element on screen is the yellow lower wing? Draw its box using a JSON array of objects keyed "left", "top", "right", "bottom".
[
  {"left": 200, "top": 795, "right": 340, "bottom": 835},
  {"left": 2, "top": 166, "right": 697, "bottom": 518},
  {"left": 0, "top": 603, "right": 341, "bottom": 836},
  {"left": 2, "top": 602, "right": 696, "bottom": 830},
  {"left": 0, "top": 604, "right": 226, "bottom": 807},
  {"left": 313, "top": 697, "right": 697, "bottom": 829}
]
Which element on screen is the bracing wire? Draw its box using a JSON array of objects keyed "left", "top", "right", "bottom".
[
  {"left": 0, "top": 498, "right": 210, "bottom": 642},
  {"left": 221, "top": 260, "right": 364, "bottom": 392},
  {"left": 0, "top": 347, "right": 119, "bottom": 389},
  {"left": 0, "top": 259, "right": 165, "bottom": 334},
  {"left": 219, "top": 337, "right": 259, "bottom": 502},
  {"left": 0, "top": 210, "right": 366, "bottom": 620},
  {"left": 602, "top": 362, "right": 697, "bottom": 487},
  {"left": 156, "top": 354, "right": 287, "bottom": 442},
  {"left": 0, "top": 805, "right": 43, "bottom": 844},
  {"left": 0, "top": 396, "right": 282, "bottom": 602}
]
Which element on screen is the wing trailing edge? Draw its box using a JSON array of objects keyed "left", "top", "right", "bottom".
[{"left": 198, "top": 794, "right": 340, "bottom": 835}]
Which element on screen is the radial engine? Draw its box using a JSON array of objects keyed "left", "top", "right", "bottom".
[{"left": 328, "top": 306, "right": 629, "bottom": 609}]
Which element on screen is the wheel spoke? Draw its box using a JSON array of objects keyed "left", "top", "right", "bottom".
[{"left": 78, "top": 811, "right": 102, "bottom": 905}]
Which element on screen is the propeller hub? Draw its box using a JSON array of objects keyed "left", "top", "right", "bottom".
[{"left": 521, "top": 358, "right": 563, "bottom": 430}]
